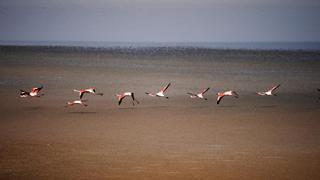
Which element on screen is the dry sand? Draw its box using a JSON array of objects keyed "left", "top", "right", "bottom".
[{"left": 1, "top": 46, "right": 320, "bottom": 179}]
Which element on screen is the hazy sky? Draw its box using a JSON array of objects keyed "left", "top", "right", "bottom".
[{"left": 0, "top": 0, "right": 319, "bottom": 42}]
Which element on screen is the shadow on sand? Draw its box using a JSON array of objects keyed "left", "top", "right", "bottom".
[
  {"left": 67, "top": 111, "right": 97, "bottom": 114},
  {"left": 118, "top": 107, "right": 137, "bottom": 110},
  {"left": 23, "top": 106, "right": 42, "bottom": 111},
  {"left": 255, "top": 105, "right": 278, "bottom": 108},
  {"left": 190, "top": 105, "right": 211, "bottom": 109},
  {"left": 216, "top": 105, "right": 238, "bottom": 108},
  {"left": 142, "top": 105, "right": 170, "bottom": 109}
]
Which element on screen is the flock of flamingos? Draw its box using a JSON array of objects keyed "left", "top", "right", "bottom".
[{"left": 19, "top": 82, "right": 310, "bottom": 108}]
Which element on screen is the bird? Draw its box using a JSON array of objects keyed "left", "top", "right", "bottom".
[
  {"left": 145, "top": 83, "right": 171, "bottom": 99},
  {"left": 116, "top": 92, "right": 140, "bottom": 106},
  {"left": 216, "top": 90, "right": 239, "bottom": 104},
  {"left": 257, "top": 84, "right": 280, "bottom": 96},
  {"left": 20, "top": 85, "right": 44, "bottom": 97},
  {"left": 187, "top": 87, "right": 210, "bottom": 100},
  {"left": 65, "top": 100, "right": 88, "bottom": 107},
  {"left": 73, "top": 87, "right": 104, "bottom": 99}
]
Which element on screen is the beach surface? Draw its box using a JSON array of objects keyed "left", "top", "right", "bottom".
[{"left": 1, "top": 46, "right": 320, "bottom": 179}]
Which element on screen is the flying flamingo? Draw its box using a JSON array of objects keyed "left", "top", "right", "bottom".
[
  {"left": 145, "top": 83, "right": 171, "bottom": 99},
  {"left": 73, "top": 87, "right": 104, "bottom": 99},
  {"left": 20, "top": 85, "right": 44, "bottom": 97},
  {"left": 257, "top": 84, "right": 280, "bottom": 96},
  {"left": 116, "top": 92, "right": 139, "bottom": 106},
  {"left": 187, "top": 87, "right": 210, "bottom": 100},
  {"left": 216, "top": 90, "right": 239, "bottom": 104},
  {"left": 65, "top": 100, "right": 88, "bottom": 107}
]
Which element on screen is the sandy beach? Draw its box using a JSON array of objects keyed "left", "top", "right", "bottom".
[{"left": 1, "top": 46, "right": 320, "bottom": 179}]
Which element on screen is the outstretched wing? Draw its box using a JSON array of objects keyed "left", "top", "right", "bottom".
[
  {"left": 201, "top": 87, "right": 210, "bottom": 94},
  {"left": 131, "top": 93, "right": 136, "bottom": 101},
  {"left": 118, "top": 96, "right": 124, "bottom": 105},
  {"left": 270, "top": 84, "right": 280, "bottom": 92},
  {"left": 217, "top": 95, "right": 224, "bottom": 104},
  {"left": 131, "top": 93, "right": 140, "bottom": 104},
  {"left": 79, "top": 91, "right": 85, "bottom": 99},
  {"left": 160, "top": 83, "right": 171, "bottom": 93},
  {"left": 31, "top": 85, "right": 43, "bottom": 93}
]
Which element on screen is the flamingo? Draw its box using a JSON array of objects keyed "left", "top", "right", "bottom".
[
  {"left": 73, "top": 87, "right": 104, "bottom": 99},
  {"left": 116, "top": 92, "right": 139, "bottom": 106},
  {"left": 257, "top": 84, "right": 280, "bottom": 96},
  {"left": 216, "top": 90, "right": 239, "bottom": 104},
  {"left": 20, "top": 85, "right": 44, "bottom": 97},
  {"left": 145, "top": 83, "right": 171, "bottom": 99},
  {"left": 65, "top": 100, "right": 88, "bottom": 107},
  {"left": 187, "top": 87, "right": 210, "bottom": 100}
]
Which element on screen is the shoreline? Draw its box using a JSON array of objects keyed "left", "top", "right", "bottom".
[{"left": 1, "top": 44, "right": 320, "bottom": 53}]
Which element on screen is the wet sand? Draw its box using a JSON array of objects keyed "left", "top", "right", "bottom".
[{"left": 1, "top": 46, "right": 320, "bottom": 179}]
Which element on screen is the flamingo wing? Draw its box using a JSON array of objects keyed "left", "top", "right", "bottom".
[
  {"left": 201, "top": 87, "right": 210, "bottom": 94},
  {"left": 131, "top": 93, "right": 136, "bottom": 101},
  {"left": 79, "top": 91, "right": 86, "bottom": 99},
  {"left": 217, "top": 95, "right": 224, "bottom": 104},
  {"left": 270, "top": 84, "right": 280, "bottom": 92},
  {"left": 31, "top": 85, "right": 43, "bottom": 93},
  {"left": 160, "top": 83, "right": 171, "bottom": 93},
  {"left": 131, "top": 93, "right": 140, "bottom": 104},
  {"left": 118, "top": 96, "right": 125, "bottom": 105}
]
